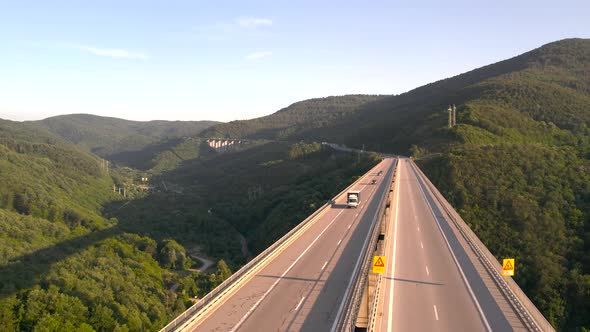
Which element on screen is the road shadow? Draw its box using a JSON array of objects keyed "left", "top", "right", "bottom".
[
  {"left": 385, "top": 277, "right": 444, "bottom": 286},
  {"left": 256, "top": 274, "right": 327, "bottom": 283},
  {"left": 331, "top": 203, "right": 351, "bottom": 209}
]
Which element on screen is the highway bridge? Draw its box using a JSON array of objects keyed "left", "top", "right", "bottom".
[{"left": 162, "top": 158, "right": 554, "bottom": 332}]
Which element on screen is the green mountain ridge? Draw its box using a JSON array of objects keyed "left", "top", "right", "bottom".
[
  {"left": 0, "top": 118, "right": 380, "bottom": 331},
  {"left": 33, "top": 114, "right": 219, "bottom": 168},
  {"left": 203, "top": 38, "right": 590, "bottom": 154},
  {"left": 202, "top": 37, "right": 590, "bottom": 330},
  {"left": 1, "top": 38, "right": 589, "bottom": 331},
  {"left": 0, "top": 119, "right": 177, "bottom": 331}
]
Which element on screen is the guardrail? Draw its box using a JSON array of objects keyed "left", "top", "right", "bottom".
[
  {"left": 410, "top": 160, "right": 555, "bottom": 332},
  {"left": 161, "top": 160, "right": 388, "bottom": 332},
  {"left": 367, "top": 162, "right": 399, "bottom": 332},
  {"left": 335, "top": 159, "right": 397, "bottom": 331}
]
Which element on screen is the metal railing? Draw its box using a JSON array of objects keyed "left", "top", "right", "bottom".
[
  {"left": 161, "top": 161, "right": 388, "bottom": 332},
  {"left": 410, "top": 160, "right": 555, "bottom": 332},
  {"left": 366, "top": 162, "right": 399, "bottom": 332},
  {"left": 338, "top": 159, "right": 397, "bottom": 331}
]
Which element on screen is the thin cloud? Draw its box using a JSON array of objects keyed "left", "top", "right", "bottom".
[
  {"left": 246, "top": 52, "right": 272, "bottom": 60},
  {"left": 74, "top": 45, "right": 149, "bottom": 60},
  {"left": 237, "top": 17, "right": 272, "bottom": 28}
]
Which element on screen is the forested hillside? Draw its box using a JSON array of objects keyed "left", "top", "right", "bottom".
[
  {"left": 0, "top": 118, "right": 378, "bottom": 331},
  {"left": 34, "top": 114, "right": 218, "bottom": 168},
  {"left": 416, "top": 39, "right": 590, "bottom": 330},
  {"left": 2, "top": 38, "right": 589, "bottom": 331},
  {"left": 0, "top": 119, "right": 175, "bottom": 330},
  {"left": 201, "top": 95, "right": 386, "bottom": 140},
  {"left": 203, "top": 38, "right": 590, "bottom": 330},
  {"left": 106, "top": 141, "right": 380, "bottom": 260}
]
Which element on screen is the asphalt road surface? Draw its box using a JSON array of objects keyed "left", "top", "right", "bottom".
[
  {"left": 181, "top": 158, "right": 397, "bottom": 332},
  {"left": 375, "top": 158, "right": 524, "bottom": 332}
]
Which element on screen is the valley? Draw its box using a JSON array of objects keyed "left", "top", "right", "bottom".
[{"left": 0, "top": 38, "right": 589, "bottom": 331}]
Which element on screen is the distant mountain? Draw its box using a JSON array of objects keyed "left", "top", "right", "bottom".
[
  {"left": 1, "top": 38, "right": 589, "bottom": 331},
  {"left": 204, "top": 38, "right": 590, "bottom": 154},
  {"left": 33, "top": 114, "right": 219, "bottom": 166},
  {"left": 205, "top": 38, "right": 590, "bottom": 330},
  {"left": 0, "top": 119, "right": 112, "bottom": 222},
  {"left": 0, "top": 117, "right": 235, "bottom": 331},
  {"left": 200, "top": 95, "right": 387, "bottom": 140}
]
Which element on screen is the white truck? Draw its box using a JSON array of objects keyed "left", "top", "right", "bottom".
[{"left": 347, "top": 190, "right": 361, "bottom": 208}]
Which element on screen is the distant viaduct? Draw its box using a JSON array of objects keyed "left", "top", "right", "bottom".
[{"left": 205, "top": 138, "right": 247, "bottom": 152}]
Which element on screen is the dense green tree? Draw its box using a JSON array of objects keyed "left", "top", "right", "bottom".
[
  {"left": 215, "top": 260, "right": 232, "bottom": 283},
  {"left": 159, "top": 240, "right": 188, "bottom": 270}
]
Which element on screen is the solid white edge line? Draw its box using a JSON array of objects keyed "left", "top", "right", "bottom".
[
  {"left": 337, "top": 239, "right": 342, "bottom": 246},
  {"left": 321, "top": 261, "right": 328, "bottom": 271},
  {"left": 183, "top": 160, "right": 385, "bottom": 332},
  {"left": 230, "top": 209, "right": 345, "bottom": 332},
  {"left": 295, "top": 297, "right": 305, "bottom": 311},
  {"left": 331, "top": 159, "right": 394, "bottom": 332},
  {"left": 411, "top": 162, "right": 492, "bottom": 332},
  {"left": 386, "top": 160, "right": 401, "bottom": 332}
]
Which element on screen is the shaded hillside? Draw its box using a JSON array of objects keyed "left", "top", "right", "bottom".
[
  {"left": 202, "top": 39, "right": 590, "bottom": 155},
  {"left": 201, "top": 95, "right": 386, "bottom": 140},
  {"left": 2, "top": 37, "right": 589, "bottom": 331},
  {"left": 410, "top": 38, "right": 590, "bottom": 331},
  {"left": 34, "top": 114, "right": 218, "bottom": 166},
  {"left": 0, "top": 119, "right": 114, "bottom": 226},
  {"left": 204, "top": 38, "right": 590, "bottom": 330},
  {"left": 106, "top": 141, "right": 380, "bottom": 258},
  {"left": 0, "top": 118, "right": 380, "bottom": 331},
  {"left": 0, "top": 120, "right": 243, "bottom": 331}
]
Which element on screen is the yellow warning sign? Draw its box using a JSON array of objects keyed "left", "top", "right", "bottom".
[
  {"left": 372, "top": 256, "right": 386, "bottom": 274},
  {"left": 502, "top": 258, "right": 515, "bottom": 277}
]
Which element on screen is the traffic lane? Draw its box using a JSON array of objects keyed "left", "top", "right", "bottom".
[
  {"left": 190, "top": 160, "right": 391, "bottom": 331},
  {"left": 409, "top": 163, "right": 513, "bottom": 331},
  {"left": 377, "top": 160, "right": 485, "bottom": 332},
  {"left": 403, "top": 162, "right": 486, "bottom": 331},
  {"left": 390, "top": 163, "right": 440, "bottom": 331},
  {"left": 237, "top": 176, "right": 385, "bottom": 332},
  {"left": 376, "top": 158, "right": 401, "bottom": 332},
  {"left": 270, "top": 159, "right": 392, "bottom": 332},
  {"left": 190, "top": 203, "right": 349, "bottom": 331},
  {"left": 240, "top": 207, "right": 361, "bottom": 332},
  {"left": 298, "top": 160, "right": 394, "bottom": 331}
]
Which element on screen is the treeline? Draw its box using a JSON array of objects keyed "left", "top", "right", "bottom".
[
  {"left": 108, "top": 141, "right": 380, "bottom": 261},
  {"left": 416, "top": 39, "right": 590, "bottom": 331},
  {"left": 0, "top": 119, "right": 236, "bottom": 331},
  {"left": 422, "top": 144, "right": 589, "bottom": 328},
  {"left": 201, "top": 95, "right": 385, "bottom": 140},
  {"left": 35, "top": 114, "right": 218, "bottom": 161},
  {"left": 0, "top": 207, "right": 236, "bottom": 331}
]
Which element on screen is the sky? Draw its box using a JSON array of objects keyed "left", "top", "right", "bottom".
[{"left": 0, "top": 0, "right": 588, "bottom": 123}]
